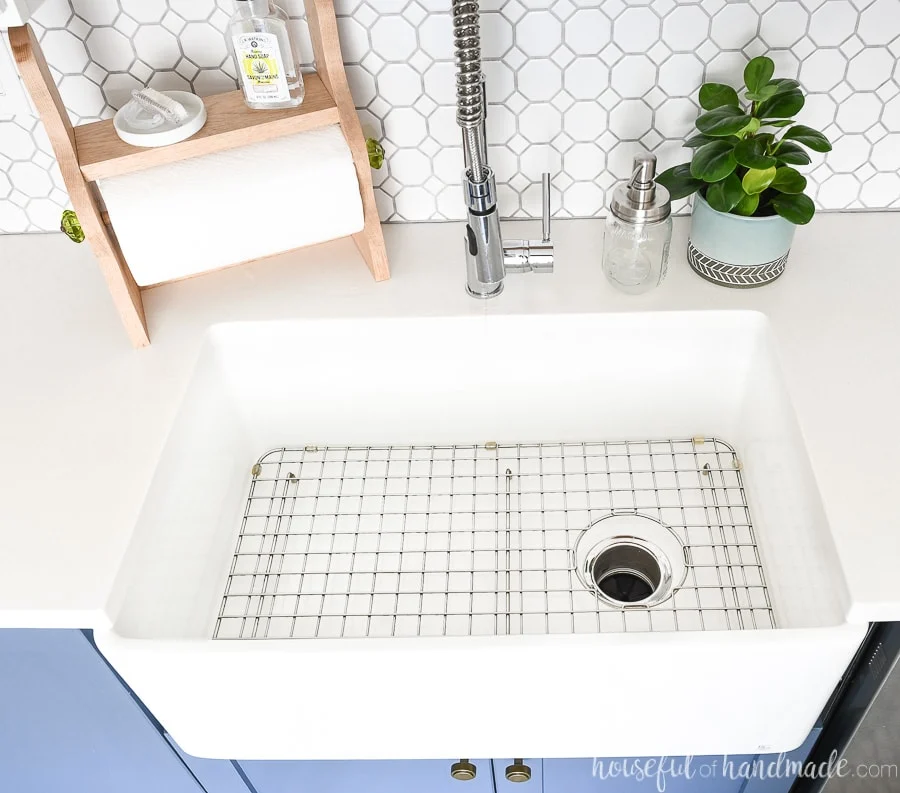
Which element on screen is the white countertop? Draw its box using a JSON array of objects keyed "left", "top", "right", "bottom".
[{"left": 0, "top": 212, "right": 898, "bottom": 628}]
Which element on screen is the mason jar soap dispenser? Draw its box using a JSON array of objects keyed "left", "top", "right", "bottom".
[{"left": 603, "top": 153, "right": 673, "bottom": 294}]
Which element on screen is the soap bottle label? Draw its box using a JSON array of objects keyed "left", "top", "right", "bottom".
[{"left": 233, "top": 33, "right": 289, "bottom": 103}]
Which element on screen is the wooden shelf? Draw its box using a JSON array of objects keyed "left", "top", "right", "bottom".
[
  {"left": 74, "top": 73, "right": 340, "bottom": 182},
  {"left": 9, "top": 0, "right": 389, "bottom": 349}
]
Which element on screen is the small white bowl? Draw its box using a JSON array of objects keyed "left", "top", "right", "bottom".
[{"left": 113, "top": 90, "right": 207, "bottom": 148}]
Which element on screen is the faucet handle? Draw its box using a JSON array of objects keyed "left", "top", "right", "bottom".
[
  {"left": 502, "top": 172, "right": 555, "bottom": 273},
  {"left": 530, "top": 172, "right": 554, "bottom": 273},
  {"left": 541, "top": 172, "right": 551, "bottom": 244}
]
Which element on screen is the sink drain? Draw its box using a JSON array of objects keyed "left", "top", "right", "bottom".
[
  {"left": 590, "top": 540, "right": 664, "bottom": 604},
  {"left": 573, "top": 513, "right": 686, "bottom": 608}
]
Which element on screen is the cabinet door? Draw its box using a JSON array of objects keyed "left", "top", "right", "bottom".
[
  {"left": 167, "top": 734, "right": 253, "bottom": 793},
  {"left": 0, "top": 629, "right": 203, "bottom": 793},
  {"left": 237, "top": 758, "right": 493, "bottom": 793},
  {"left": 544, "top": 755, "right": 754, "bottom": 793}
]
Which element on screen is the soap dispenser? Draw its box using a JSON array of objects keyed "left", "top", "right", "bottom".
[
  {"left": 603, "top": 153, "right": 672, "bottom": 295},
  {"left": 229, "top": 0, "right": 305, "bottom": 110}
]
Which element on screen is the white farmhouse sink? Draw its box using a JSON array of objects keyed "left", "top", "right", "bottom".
[{"left": 96, "top": 313, "right": 865, "bottom": 760}]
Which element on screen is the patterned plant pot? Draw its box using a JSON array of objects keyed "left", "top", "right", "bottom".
[{"left": 687, "top": 193, "right": 797, "bottom": 288}]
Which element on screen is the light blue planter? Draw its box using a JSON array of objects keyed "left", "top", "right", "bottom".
[{"left": 688, "top": 193, "right": 797, "bottom": 288}]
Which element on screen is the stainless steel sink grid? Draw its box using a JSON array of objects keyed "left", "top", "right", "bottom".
[{"left": 213, "top": 438, "right": 776, "bottom": 639}]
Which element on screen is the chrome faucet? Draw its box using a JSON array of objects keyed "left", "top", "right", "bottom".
[{"left": 453, "top": 0, "right": 554, "bottom": 298}]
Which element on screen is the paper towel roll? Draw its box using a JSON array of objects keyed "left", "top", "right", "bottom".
[{"left": 98, "top": 124, "right": 365, "bottom": 287}]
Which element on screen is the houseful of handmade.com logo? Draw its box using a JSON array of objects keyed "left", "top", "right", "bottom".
[{"left": 592, "top": 753, "right": 898, "bottom": 792}]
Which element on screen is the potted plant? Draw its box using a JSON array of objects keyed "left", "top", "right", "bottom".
[{"left": 656, "top": 56, "right": 831, "bottom": 288}]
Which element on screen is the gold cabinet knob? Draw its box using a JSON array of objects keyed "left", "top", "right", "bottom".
[
  {"left": 505, "top": 760, "right": 531, "bottom": 782},
  {"left": 451, "top": 760, "right": 477, "bottom": 781}
]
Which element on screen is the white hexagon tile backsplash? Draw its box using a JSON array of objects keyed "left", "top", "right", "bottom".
[{"left": 0, "top": 0, "right": 898, "bottom": 231}]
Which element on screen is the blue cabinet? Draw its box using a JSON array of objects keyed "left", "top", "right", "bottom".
[
  {"left": 167, "top": 735, "right": 252, "bottom": 793},
  {"left": 545, "top": 756, "right": 752, "bottom": 792},
  {"left": 543, "top": 738, "right": 822, "bottom": 793},
  {"left": 0, "top": 629, "right": 203, "bottom": 793},
  {"left": 237, "top": 758, "right": 493, "bottom": 793},
  {"left": 238, "top": 745, "right": 819, "bottom": 793}
]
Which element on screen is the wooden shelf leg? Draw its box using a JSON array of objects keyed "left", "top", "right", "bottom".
[
  {"left": 9, "top": 25, "right": 150, "bottom": 348},
  {"left": 306, "top": 0, "right": 390, "bottom": 282},
  {"left": 352, "top": 207, "right": 390, "bottom": 282}
]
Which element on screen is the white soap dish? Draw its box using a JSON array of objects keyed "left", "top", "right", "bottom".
[{"left": 113, "top": 90, "right": 207, "bottom": 148}]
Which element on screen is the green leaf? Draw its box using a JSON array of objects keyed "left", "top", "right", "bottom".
[
  {"left": 768, "top": 78, "right": 801, "bottom": 97},
  {"left": 745, "top": 84, "right": 779, "bottom": 102},
  {"left": 770, "top": 166, "right": 807, "bottom": 194},
  {"left": 691, "top": 140, "right": 738, "bottom": 182},
  {"left": 762, "top": 119, "right": 795, "bottom": 127},
  {"left": 774, "top": 141, "right": 812, "bottom": 165},
  {"left": 750, "top": 79, "right": 801, "bottom": 105},
  {"left": 655, "top": 163, "right": 704, "bottom": 200},
  {"left": 742, "top": 166, "right": 777, "bottom": 194},
  {"left": 744, "top": 56, "right": 775, "bottom": 94},
  {"left": 772, "top": 193, "right": 816, "bottom": 225},
  {"left": 734, "top": 137, "right": 777, "bottom": 169},
  {"left": 684, "top": 133, "right": 717, "bottom": 148},
  {"left": 757, "top": 90, "right": 805, "bottom": 119},
  {"left": 736, "top": 117, "right": 761, "bottom": 136},
  {"left": 733, "top": 191, "right": 760, "bottom": 216},
  {"left": 696, "top": 106, "right": 755, "bottom": 137},
  {"left": 705, "top": 173, "right": 746, "bottom": 213},
  {"left": 699, "top": 83, "right": 740, "bottom": 110},
  {"left": 780, "top": 124, "right": 833, "bottom": 153}
]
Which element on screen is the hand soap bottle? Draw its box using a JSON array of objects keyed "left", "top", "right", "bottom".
[
  {"left": 603, "top": 153, "right": 672, "bottom": 294},
  {"left": 229, "top": 0, "right": 305, "bottom": 109}
]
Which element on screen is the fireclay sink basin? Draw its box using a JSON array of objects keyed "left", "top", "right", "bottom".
[{"left": 95, "top": 313, "right": 865, "bottom": 760}]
